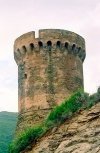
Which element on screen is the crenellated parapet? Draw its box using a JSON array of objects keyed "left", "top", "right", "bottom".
[
  {"left": 14, "top": 29, "right": 86, "bottom": 135},
  {"left": 14, "top": 29, "right": 86, "bottom": 65}
]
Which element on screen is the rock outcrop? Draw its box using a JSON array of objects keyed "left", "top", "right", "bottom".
[{"left": 23, "top": 102, "right": 100, "bottom": 153}]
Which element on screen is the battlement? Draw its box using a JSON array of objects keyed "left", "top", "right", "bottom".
[
  {"left": 39, "top": 29, "right": 84, "bottom": 44},
  {"left": 14, "top": 31, "right": 35, "bottom": 46},
  {"left": 14, "top": 29, "right": 86, "bottom": 65}
]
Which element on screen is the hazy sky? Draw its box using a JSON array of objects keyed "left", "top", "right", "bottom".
[{"left": 0, "top": 0, "right": 100, "bottom": 112}]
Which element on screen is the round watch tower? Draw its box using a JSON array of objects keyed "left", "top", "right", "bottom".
[{"left": 14, "top": 29, "right": 86, "bottom": 133}]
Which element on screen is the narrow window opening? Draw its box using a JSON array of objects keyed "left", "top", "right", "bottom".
[
  {"left": 22, "top": 46, "right": 27, "bottom": 53},
  {"left": 47, "top": 41, "right": 52, "bottom": 46},
  {"left": 17, "top": 49, "right": 21, "bottom": 55},
  {"left": 65, "top": 42, "right": 68, "bottom": 49},
  {"left": 17, "top": 49, "right": 20, "bottom": 53},
  {"left": 24, "top": 74, "right": 27, "bottom": 79},
  {"left": 38, "top": 41, "right": 43, "bottom": 47},
  {"left": 30, "top": 43, "right": 34, "bottom": 50},
  {"left": 57, "top": 41, "right": 61, "bottom": 47},
  {"left": 72, "top": 44, "right": 76, "bottom": 50},
  {"left": 78, "top": 47, "right": 81, "bottom": 52}
]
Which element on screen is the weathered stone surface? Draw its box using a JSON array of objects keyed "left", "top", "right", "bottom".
[
  {"left": 14, "top": 29, "right": 86, "bottom": 133},
  {"left": 23, "top": 102, "right": 100, "bottom": 153}
]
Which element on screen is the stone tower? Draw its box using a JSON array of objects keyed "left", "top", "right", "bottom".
[{"left": 14, "top": 29, "right": 86, "bottom": 133}]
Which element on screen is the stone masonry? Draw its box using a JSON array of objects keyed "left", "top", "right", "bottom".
[{"left": 14, "top": 29, "right": 86, "bottom": 133}]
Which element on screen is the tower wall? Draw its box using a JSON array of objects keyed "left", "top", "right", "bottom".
[{"left": 14, "top": 29, "right": 86, "bottom": 133}]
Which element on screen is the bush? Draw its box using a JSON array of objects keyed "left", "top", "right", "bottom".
[
  {"left": 87, "top": 86, "right": 100, "bottom": 109},
  {"left": 8, "top": 126, "right": 45, "bottom": 153},
  {"left": 45, "top": 88, "right": 89, "bottom": 128}
]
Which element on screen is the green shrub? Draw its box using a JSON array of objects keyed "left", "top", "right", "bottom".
[
  {"left": 87, "top": 86, "right": 100, "bottom": 109},
  {"left": 45, "top": 88, "right": 89, "bottom": 128},
  {"left": 8, "top": 126, "right": 45, "bottom": 153}
]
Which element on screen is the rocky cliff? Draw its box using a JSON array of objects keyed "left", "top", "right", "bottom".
[{"left": 23, "top": 102, "right": 100, "bottom": 153}]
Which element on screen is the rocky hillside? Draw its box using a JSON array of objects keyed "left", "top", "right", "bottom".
[{"left": 23, "top": 102, "right": 100, "bottom": 153}]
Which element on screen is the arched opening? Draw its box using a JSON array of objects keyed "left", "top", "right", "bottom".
[
  {"left": 22, "top": 46, "right": 27, "bottom": 53},
  {"left": 72, "top": 44, "right": 76, "bottom": 50},
  {"left": 57, "top": 41, "right": 61, "bottom": 47},
  {"left": 17, "top": 49, "right": 21, "bottom": 55},
  {"left": 17, "top": 49, "right": 20, "bottom": 53},
  {"left": 24, "top": 74, "right": 27, "bottom": 79},
  {"left": 38, "top": 41, "right": 43, "bottom": 47},
  {"left": 47, "top": 41, "right": 52, "bottom": 46},
  {"left": 30, "top": 43, "right": 34, "bottom": 50},
  {"left": 65, "top": 42, "right": 68, "bottom": 49},
  {"left": 78, "top": 47, "right": 81, "bottom": 52}
]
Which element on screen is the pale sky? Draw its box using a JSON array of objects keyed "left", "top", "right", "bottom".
[{"left": 0, "top": 0, "right": 100, "bottom": 112}]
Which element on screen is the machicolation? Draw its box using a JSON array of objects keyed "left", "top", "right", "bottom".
[{"left": 14, "top": 29, "right": 86, "bottom": 134}]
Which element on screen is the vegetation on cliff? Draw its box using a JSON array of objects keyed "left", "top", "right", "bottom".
[
  {"left": 8, "top": 87, "right": 100, "bottom": 153},
  {"left": 45, "top": 88, "right": 88, "bottom": 128}
]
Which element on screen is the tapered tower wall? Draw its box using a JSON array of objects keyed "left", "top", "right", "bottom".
[{"left": 14, "top": 29, "right": 86, "bottom": 133}]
